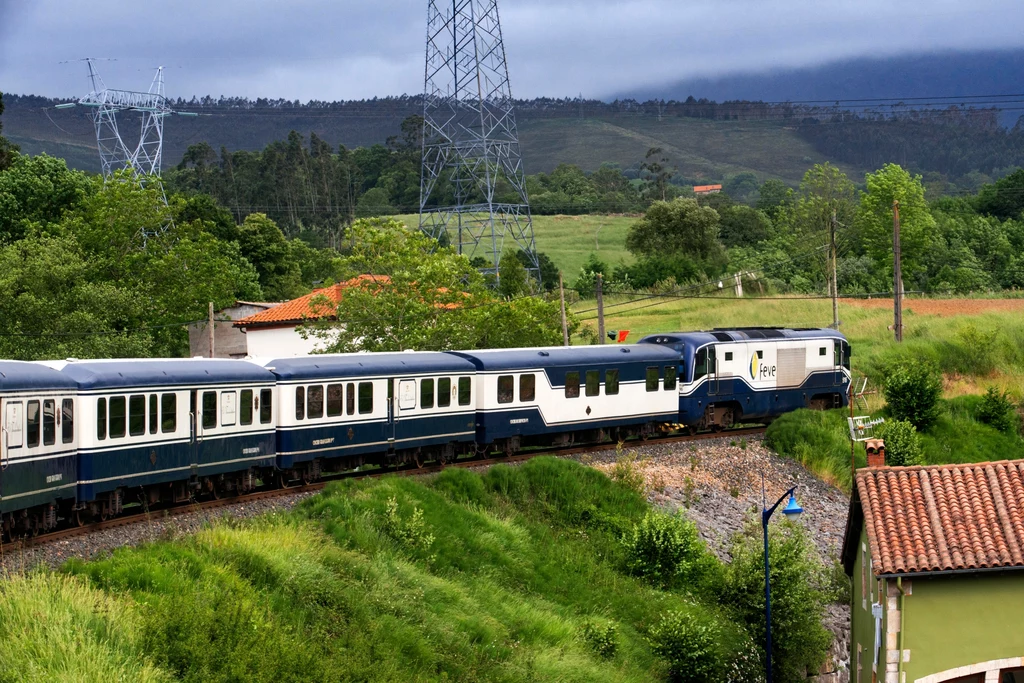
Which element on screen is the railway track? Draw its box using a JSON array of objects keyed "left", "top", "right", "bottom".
[{"left": 14, "top": 426, "right": 766, "bottom": 549}]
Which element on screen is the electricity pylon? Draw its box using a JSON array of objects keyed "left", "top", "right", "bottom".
[{"left": 418, "top": 0, "right": 540, "bottom": 283}]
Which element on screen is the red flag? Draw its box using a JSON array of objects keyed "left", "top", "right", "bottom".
[{"left": 617, "top": 330, "right": 630, "bottom": 343}]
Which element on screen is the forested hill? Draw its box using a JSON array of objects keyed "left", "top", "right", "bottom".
[{"left": 4, "top": 92, "right": 1024, "bottom": 189}]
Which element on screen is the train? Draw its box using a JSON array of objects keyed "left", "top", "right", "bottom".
[{"left": 0, "top": 327, "right": 850, "bottom": 538}]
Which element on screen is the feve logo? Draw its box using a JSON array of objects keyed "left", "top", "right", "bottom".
[{"left": 749, "top": 353, "right": 758, "bottom": 380}]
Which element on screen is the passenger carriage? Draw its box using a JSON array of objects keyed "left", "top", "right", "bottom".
[
  {"left": 449, "top": 345, "right": 683, "bottom": 454},
  {"left": 639, "top": 328, "right": 851, "bottom": 431},
  {"left": 0, "top": 361, "right": 78, "bottom": 536},
  {"left": 263, "top": 352, "right": 479, "bottom": 477},
  {"left": 43, "top": 359, "right": 277, "bottom": 519}
]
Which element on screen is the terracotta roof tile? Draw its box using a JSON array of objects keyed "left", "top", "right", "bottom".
[
  {"left": 234, "top": 275, "right": 390, "bottom": 328},
  {"left": 855, "top": 460, "right": 1024, "bottom": 575}
]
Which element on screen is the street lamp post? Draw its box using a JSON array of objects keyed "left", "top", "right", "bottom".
[{"left": 761, "top": 475, "right": 804, "bottom": 683}]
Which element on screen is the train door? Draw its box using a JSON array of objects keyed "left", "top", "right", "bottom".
[
  {"left": 706, "top": 347, "right": 720, "bottom": 396},
  {"left": 833, "top": 341, "right": 844, "bottom": 386},
  {"left": 387, "top": 379, "right": 397, "bottom": 445},
  {"left": 189, "top": 390, "right": 200, "bottom": 473}
]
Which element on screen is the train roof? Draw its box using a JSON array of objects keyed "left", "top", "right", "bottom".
[
  {"left": 448, "top": 344, "right": 680, "bottom": 371},
  {"left": 262, "top": 352, "right": 477, "bottom": 381},
  {"left": 40, "top": 358, "right": 274, "bottom": 390},
  {"left": 639, "top": 327, "right": 847, "bottom": 351},
  {"left": 0, "top": 361, "right": 78, "bottom": 392}
]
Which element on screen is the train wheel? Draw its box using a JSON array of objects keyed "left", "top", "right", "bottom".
[
  {"left": 277, "top": 472, "right": 292, "bottom": 489},
  {"left": 75, "top": 509, "right": 87, "bottom": 527}
]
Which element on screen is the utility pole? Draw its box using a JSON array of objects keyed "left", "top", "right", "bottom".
[
  {"left": 208, "top": 302, "right": 215, "bottom": 358},
  {"left": 596, "top": 274, "right": 605, "bottom": 344},
  {"left": 559, "top": 273, "right": 569, "bottom": 347},
  {"left": 893, "top": 200, "right": 903, "bottom": 342},
  {"left": 831, "top": 209, "right": 839, "bottom": 329}
]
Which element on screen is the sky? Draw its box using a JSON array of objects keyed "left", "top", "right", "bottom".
[{"left": 2, "top": 0, "right": 1024, "bottom": 101}]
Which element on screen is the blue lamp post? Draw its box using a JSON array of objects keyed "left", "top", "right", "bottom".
[{"left": 762, "top": 477, "right": 803, "bottom": 683}]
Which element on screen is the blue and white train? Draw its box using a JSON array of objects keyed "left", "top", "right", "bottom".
[{"left": 0, "top": 328, "right": 849, "bottom": 537}]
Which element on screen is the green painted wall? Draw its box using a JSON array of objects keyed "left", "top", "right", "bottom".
[
  {"left": 904, "top": 571, "right": 1024, "bottom": 681},
  {"left": 851, "top": 526, "right": 883, "bottom": 683}
]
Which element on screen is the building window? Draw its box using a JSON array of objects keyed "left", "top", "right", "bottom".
[
  {"left": 358, "top": 382, "right": 373, "bottom": 414},
  {"left": 161, "top": 394, "right": 177, "bottom": 433},
  {"left": 565, "top": 371, "right": 580, "bottom": 398},
  {"left": 519, "top": 374, "right": 535, "bottom": 402},
  {"left": 605, "top": 369, "right": 619, "bottom": 395},
  {"left": 497, "top": 375, "right": 514, "bottom": 404},
  {"left": 109, "top": 396, "right": 127, "bottom": 438},
  {"left": 259, "top": 389, "right": 272, "bottom": 424},
  {"left": 26, "top": 400, "right": 40, "bottom": 448},
  {"left": 458, "top": 377, "right": 471, "bottom": 405},
  {"left": 97, "top": 398, "right": 107, "bottom": 441},
  {"left": 201, "top": 392, "right": 217, "bottom": 430},
  {"left": 129, "top": 394, "right": 146, "bottom": 436},
  {"left": 586, "top": 370, "right": 600, "bottom": 397},
  {"left": 421, "top": 378, "right": 435, "bottom": 409},
  {"left": 240, "top": 389, "right": 254, "bottom": 425},
  {"left": 438, "top": 378, "right": 451, "bottom": 407},
  {"left": 295, "top": 387, "right": 305, "bottom": 420},
  {"left": 61, "top": 399, "right": 74, "bottom": 444},
  {"left": 646, "top": 367, "right": 659, "bottom": 392},
  {"left": 327, "top": 384, "right": 344, "bottom": 418},
  {"left": 307, "top": 385, "right": 324, "bottom": 419},
  {"left": 664, "top": 366, "right": 677, "bottom": 390}
]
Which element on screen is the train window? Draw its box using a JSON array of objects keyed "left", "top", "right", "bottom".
[
  {"left": 220, "top": 392, "right": 236, "bottom": 427},
  {"left": 149, "top": 394, "right": 158, "bottom": 434},
  {"left": 724, "top": 351, "right": 733, "bottom": 361},
  {"left": 259, "top": 389, "right": 273, "bottom": 424},
  {"left": 162, "top": 394, "right": 177, "bottom": 432},
  {"left": 42, "top": 399, "right": 56, "bottom": 446},
  {"left": 240, "top": 389, "right": 253, "bottom": 425},
  {"left": 346, "top": 383, "right": 355, "bottom": 415},
  {"left": 399, "top": 380, "right": 416, "bottom": 410},
  {"left": 61, "top": 399, "right": 74, "bottom": 444},
  {"left": 694, "top": 349, "right": 708, "bottom": 380},
  {"left": 646, "top": 367, "right": 659, "bottom": 392},
  {"left": 438, "top": 378, "right": 451, "bottom": 407},
  {"left": 129, "top": 395, "right": 146, "bottom": 436},
  {"left": 605, "top": 369, "right": 619, "bottom": 395},
  {"left": 458, "top": 377, "right": 471, "bottom": 405},
  {"left": 520, "top": 374, "right": 535, "bottom": 402},
  {"left": 109, "top": 396, "right": 127, "bottom": 438},
  {"left": 421, "top": 379, "right": 435, "bottom": 409},
  {"left": 326, "top": 384, "right": 344, "bottom": 417},
  {"left": 26, "top": 400, "right": 40, "bottom": 447},
  {"left": 295, "top": 387, "right": 305, "bottom": 420},
  {"left": 756, "top": 350, "right": 763, "bottom": 359},
  {"left": 842, "top": 342, "right": 851, "bottom": 370},
  {"left": 4, "top": 402, "right": 23, "bottom": 448},
  {"left": 820, "top": 346, "right": 827, "bottom": 356},
  {"left": 585, "top": 370, "right": 600, "bottom": 397},
  {"left": 358, "top": 382, "right": 373, "bottom": 414},
  {"left": 664, "top": 366, "right": 677, "bottom": 391},
  {"left": 201, "top": 392, "right": 217, "bottom": 430},
  {"left": 565, "top": 372, "right": 580, "bottom": 398},
  {"left": 307, "top": 386, "right": 324, "bottom": 419},
  {"left": 497, "top": 375, "right": 514, "bottom": 404},
  {"left": 96, "top": 398, "right": 107, "bottom": 441}
]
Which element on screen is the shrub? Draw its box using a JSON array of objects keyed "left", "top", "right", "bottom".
[
  {"left": 882, "top": 358, "right": 942, "bottom": 429},
  {"left": 380, "top": 496, "right": 435, "bottom": 552},
  {"left": 976, "top": 387, "right": 1017, "bottom": 434},
  {"left": 580, "top": 619, "right": 618, "bottom": 659},
  {"left": 877, "top": 419, "right": 924, "bottom": 466},
  {"left": 607, "top": 447, "right": 648, "bottom": 495},
  {"left": 621, "top": 511, "right": 712, "bottom": 589},
  {"left": 648, "top": 609, "right": 722, "bottom": 683}
]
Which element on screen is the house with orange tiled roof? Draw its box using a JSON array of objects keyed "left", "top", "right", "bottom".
[
  {"left": 842, "top": 458, "right": 1024, "bottom": 683},
  {"left": 233, "top": 275, "right": 391, "bottom": 357}
]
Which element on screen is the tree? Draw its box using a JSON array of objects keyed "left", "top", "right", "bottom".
[
  {"left": 0, "top": 153, "right": 91, "bottom": 242},
  {"left": 308, "top": 219, "right": 570, "bottom": 352},
  {"left": 756, "top": 179, "right": 793, "bottom": 221},
  {"left": 641, "top": 147, "right": 675, "bottom": 201},
  {"left": 497, "top": 249, "right": 528, "bottom": 298},
  {"left": 626, "top": 197, "right": 724, "bottom": 264},
  {"left": 0, "top": 91, "right": 18, "bottom": 172},
  {"left": 718, "top": 205, "right": 772, "bottom": 248},
  {"left": 856, "top": 164, "right": 936, "bottom": 288},
  {"left": 237, "top": 213, "right": 305, "bottom": 301},
  {"left": 976, "top": 168, "right": 1024, "bottom": 220},
  {"left": 516, "top": 250, "right": 559, "bottom": 292},
  {"left": 882, "top": 358, "right": 942, "bottom": 429}
]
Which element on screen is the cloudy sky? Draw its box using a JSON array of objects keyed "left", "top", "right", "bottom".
[{"left": 1, "top": 0, "right": 1023, "bottom": 101}]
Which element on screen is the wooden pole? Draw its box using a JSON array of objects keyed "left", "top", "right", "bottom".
[
  {"left": 893, "top": 200, "right": 903, "bottom": 342},
  {"left": 596, "top": 273, "right": 605, "bottom": 344},
  {"left": 559, "top": 273, "right": 569, "bottom": 347},
  {"left": 831, "top": 209, "right": 839, "bottom": 329},
  {"left": 208, "top": 302, "right": 215, "bottom": 358}
]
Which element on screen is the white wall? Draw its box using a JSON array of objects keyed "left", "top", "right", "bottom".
[{"left": 244, "top": 326, "right": 338, "bottom": 358}]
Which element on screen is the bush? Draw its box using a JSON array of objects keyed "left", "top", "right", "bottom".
[
  {"left": 648, "top": 609, "right": 722, "bottom": 683},
  {"left": 580, "top": 619, "right": 617, "bottom": 659},
  {"left": 976, "top": 387, "right": 1017, "bottom": 434},
  {"left": 621, "top": 511, "right": 712, "bottom": 589},
  {"left": 883, "top": 358, "right": 942, "bottom": 429},
  {"left": 876, "top": 419, "right": 924, "bottom": 466}
]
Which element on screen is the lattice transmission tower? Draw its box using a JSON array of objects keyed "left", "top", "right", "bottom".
[{"left": 419, "top": 0, "right": 540, "bottom": 282}]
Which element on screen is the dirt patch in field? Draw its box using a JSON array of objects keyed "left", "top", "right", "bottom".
[{"left": 841, "top": 297, "right": 1024, "bottom": 317}]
